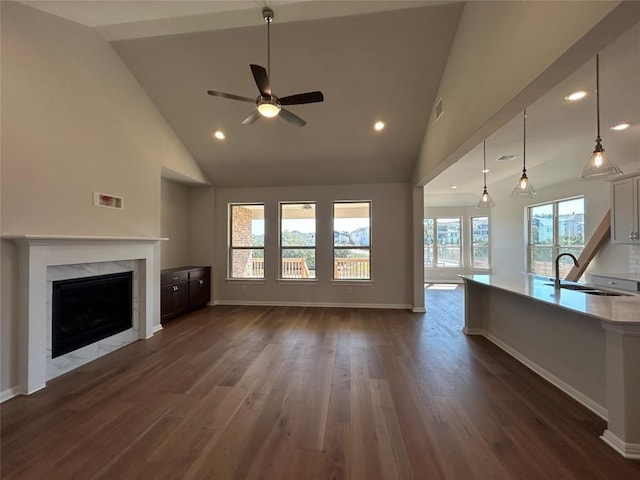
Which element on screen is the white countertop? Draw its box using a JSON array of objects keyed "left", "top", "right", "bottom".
[{"left": 460, "top": 274, "right": 640, "bottom": 325}]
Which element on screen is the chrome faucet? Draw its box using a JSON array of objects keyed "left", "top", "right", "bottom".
[{"left": 554, "top": 253, "right": 579, "bottom": 290}]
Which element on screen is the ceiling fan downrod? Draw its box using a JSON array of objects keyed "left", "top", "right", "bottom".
[{"left": 263, "top": 8, "right": 274, "bottom": 85}]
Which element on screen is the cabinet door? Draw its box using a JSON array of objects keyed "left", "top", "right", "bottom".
[
  {"left": 189, "top": 277, "right": 211, "bottom": 309},
  {"left": 161, "top": 284, "right": 174, "bottom": 321},
  {"left": 173, "top": 282, "right": 188, "bottom": 315},
  {"left": 611, "top": 177, "right": 637, "bottom": 244}
]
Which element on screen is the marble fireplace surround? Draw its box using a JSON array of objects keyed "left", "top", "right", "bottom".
[{"left": 7, "top": 235, "right": 164, "bottom": 395}]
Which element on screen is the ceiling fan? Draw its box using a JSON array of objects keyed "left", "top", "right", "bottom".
[{"left": 207, "top": 7, "right": 324, "bottom": 127}]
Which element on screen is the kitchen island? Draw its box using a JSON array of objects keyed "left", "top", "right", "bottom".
[{"left": 461, "top": 274, "right": 640, "bottom": 459}]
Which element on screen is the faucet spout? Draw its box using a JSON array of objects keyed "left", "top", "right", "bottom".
[{"left": 554, "top": 253, "right": 579, "bottom": 290}]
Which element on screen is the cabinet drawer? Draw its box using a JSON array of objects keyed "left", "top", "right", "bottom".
[
  {"left": 188, "top": 268, "right": 210, "bottom": 279},
  {"left": 161, "top": 270, "right": 188, "bottom": 284},
  {"left": 591, "top": 275, "right": 640, "bottom": 293}
]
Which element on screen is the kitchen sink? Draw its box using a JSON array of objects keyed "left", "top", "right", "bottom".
[
  {"left": 544, "top": 283, "right": 594, "bottom": 291},
  {"left": 544, "top": 283, "right": 630, "bottom": 296}
]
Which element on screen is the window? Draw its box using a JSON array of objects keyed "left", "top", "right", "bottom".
[
  {"left": 528, "top": 197, "right": 584, "bottom": 277},
  {"left": 471, "top": 216, "right": 490, "bottom": 269},
  {"left": 333, "top": 201, "right": 371, "bottom": 280},
  {"left": 424, "top": 217, "right": 462, "bottom": 268},
  {"left": 280, "top": 202, "right": 316, "bottom": 279},
  {"left": 229, "top": 204, "right": 264, "bottom": 278}
]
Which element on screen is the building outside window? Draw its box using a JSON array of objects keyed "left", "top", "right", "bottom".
[
  {"left": 333, "top": 201, "right": 371, "bottom": 280},
  {"left": 471, "top": 216, "right": 490, "bottom": 269},
  {"left": 229, "top": 204, "right": 265, "bottom": 278},
  {"left": 528, "top": 197, "right": 584, "bottom": 277},
  {"left": 424, "top": 217, "right": 462, "bottom": 268},
  {"left": 280, "top": 202, "right": 316, "bottom": 279}
]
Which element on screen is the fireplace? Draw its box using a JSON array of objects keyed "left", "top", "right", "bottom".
[
  {"left": 52, "top": 271, "right": 133, "bottom": 358},
  {"left": 6, "top": 235, "right": 162, "bottom": 395}
]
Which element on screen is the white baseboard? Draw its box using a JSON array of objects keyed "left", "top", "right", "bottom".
[
  {"left": 462, "top": 326, "right": 483, "bottom": 335},
  {"left": 1, "top": 386, "right": 21, "bottom": 403},
  {"left": 152, "top": 324, "right": 163, "bottom": 334},
  {"left": 473, "top": 328, "right": 607, "bottom": 421},
  {"left": 412, "top": 307, "right": 426, "bottom": 313},
  {"left": 601, "top": 430, "right": 640, "bottom": 459},
  {"left": 211, "top": 300, "right": 412, "bottom": 310}
]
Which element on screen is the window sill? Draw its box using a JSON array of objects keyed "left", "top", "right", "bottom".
[
  {"left": 277, "top": 278, "right": 318, "bottom": 285},
  {"left": 225, "top": 278, "right": 265, "bottom": 284},
  {"left": 330, "top": 279, "right": 374, "bottom": 286}
]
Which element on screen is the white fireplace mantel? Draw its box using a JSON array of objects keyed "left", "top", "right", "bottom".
[{"left": 5, "top": 235, "right": 166, "bottom": 394}]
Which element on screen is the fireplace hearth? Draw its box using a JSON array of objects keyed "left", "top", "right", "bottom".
[{"left": 52, "top": 271, "right": 133, "bottom": 358}]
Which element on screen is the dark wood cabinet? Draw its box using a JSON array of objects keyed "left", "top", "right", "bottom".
[{"left": 161, "top": 266, "right": 211, "bottom": 323}]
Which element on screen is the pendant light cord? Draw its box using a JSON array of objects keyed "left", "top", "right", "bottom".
[
  {"left": 523, "top": 109, "right": 527, "bottom": 173},
  {"left": 595, "top": 54, "right": 600, "bottom": 141},
  {"left": 483, "top": 141, "right": 487, "bottom": 188}
]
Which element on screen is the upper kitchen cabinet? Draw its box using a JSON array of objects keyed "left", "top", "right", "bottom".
[{"left": 611, "top": 173, "right": 640, "bottom": 244}]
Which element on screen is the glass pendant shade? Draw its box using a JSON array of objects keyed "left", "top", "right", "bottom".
[
  {"left": 477, "top": 141, "right": 495, "bottom": 208},
  {"left": 477, "top": 187, "right": 495, "bottom": 208},
  {"left": 579, "top": 54, "right": 623, "bottom": 180},
  {"left": 510, "top": 110, "right": 536, "bottom": 198},
  {"left": 510, "top": 171, "right": 536, "bottom": 197}
]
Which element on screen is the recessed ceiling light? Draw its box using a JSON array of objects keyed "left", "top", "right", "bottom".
[
  {"left": 610, "top": 123, "right": 630, "bottom": 131},
  {"left": 451, "top": 185, "right": 458, "bottom": 189},
  {"left": 564, "top": 90, "right": 587, "bottom": 101},
  {"left": 374, "top": 121, "right": 385, "bottom": 131},
  {"left": 213, "top": 130, "right": 225, "bottom": 140},
  {"left": 481, "top": 169, "right": 490, "bottom": 173}
]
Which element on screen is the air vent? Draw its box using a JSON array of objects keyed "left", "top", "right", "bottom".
[
  {"left": 496, "top": 154, "right": 521, "bottom": 162},
  {"left": 435, "top": 98, "right": 443, "bottom": 121}
]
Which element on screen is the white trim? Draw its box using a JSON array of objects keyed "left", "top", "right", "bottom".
[
  {"left": 462, "top": 326, "right": 484, "bottom": 335},
  {"left": 212, "top": 300, "right": 411, "bottom": 310},
  {"left": 412, "top": 307, "right": 426, "bottom": 313},
  {"left": 1, "top": 387, "right": 21, "bottom": 403},
  {"left": 152, "top": 324, "right": 164, "bottom": 333},
  {"left": 601, "top": 430, "right": 640, "bottom": 459},
  {"left": 276, "top": 279, "right": 319, "bottom": 285},
  {"left": 468, "top": 328, "right": 607, "bottom": 420},
  {"left": 330, "top": 280, "right": 374, "bottom": 286}
]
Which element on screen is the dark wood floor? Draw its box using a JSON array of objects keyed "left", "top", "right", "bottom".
[{"left": 2, "top": 285, "right": 640, "bottom": 479}]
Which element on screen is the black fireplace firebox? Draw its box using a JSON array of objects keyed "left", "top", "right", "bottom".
[{"left": 52, "top": 271, "right": 133, "bottom": 358}]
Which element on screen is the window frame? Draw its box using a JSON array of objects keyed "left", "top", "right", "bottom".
[
  {"left": 332, "top": 200, "right": 372, "bottom": 281},
  {"left": 424, "top": 217, "right": 463, "bottom": 269},
  {"left": 228, "top": 203, "right": 265, "bottom": 280},
  {"left": 279, "top": 202, "right": 317, "bottom": 280},
  {"left": 526, "top": 196, "right": 585, "bottom": 277}
]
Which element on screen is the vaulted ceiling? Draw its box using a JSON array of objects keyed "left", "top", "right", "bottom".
[{"left": 18, "top": 1, "right": 640, "bottom": 204}]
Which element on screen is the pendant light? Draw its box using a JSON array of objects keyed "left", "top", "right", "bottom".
[
  {"left": 477, "top": 141, "right": 495, "bottom": 208},
  {"left": 578, "top": 54, "right": 623, "bottom": 180},
  {"left": 510, "top": 109, "right": 536, "bottom": 198}
]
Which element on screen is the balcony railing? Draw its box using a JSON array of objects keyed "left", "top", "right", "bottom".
[
  {"left": 245, "top": 257, "right": 370, "bottom": 279},
  {"left": 334, "top": 258, "right": 370, "bottom": 279},
  {"left": 249, "top": 258, "right": 312, "bottom": 278}
]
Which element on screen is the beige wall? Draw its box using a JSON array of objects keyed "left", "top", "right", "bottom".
[
  {"left": 213, "top": 183, "right": 414, "bottom": 308},
  {"left": 160, "top": 178, "right": 191, "bottom": 269},
  {"left": 0, "top": 2, "right": 208, "bottom": 238},
  {"left": 0, "top": 2, "right": 208, "bottom": 394},
  {"left": 413, "top": 1, "right": 633, "bottom": 187}
]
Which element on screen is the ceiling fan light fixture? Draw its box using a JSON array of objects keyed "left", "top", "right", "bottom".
[
  {"left": 579, "top": 54, "right": 623, "bottom": 181},
  {"left": 257, "top": 99, "right": 281, "bottom": 118}
]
